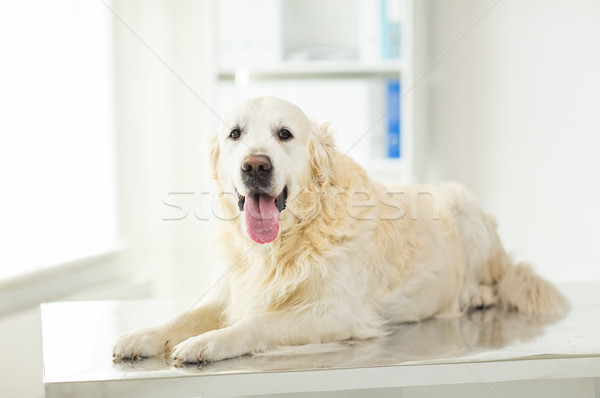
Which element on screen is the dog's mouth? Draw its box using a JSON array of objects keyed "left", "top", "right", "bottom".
[{"left": 237, "top": 186, "right": 288, "bottom": 244}]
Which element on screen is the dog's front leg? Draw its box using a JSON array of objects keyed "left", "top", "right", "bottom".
[
  {"left": 171, "top": 310, "right": 356, "bottom": 363},
  {"left": 113, "top": 301, "right": 224, "bottom": 359}
]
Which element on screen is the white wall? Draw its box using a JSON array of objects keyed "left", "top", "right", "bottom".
[
  {"left": 1, "top": 3, "right": 217, "bottom": 396},
  {"left": 114, "top": 0, "right": 217, "bottom": 299},
  {"left": 427, "top": 0, "right": 600, "bottom": 282}
]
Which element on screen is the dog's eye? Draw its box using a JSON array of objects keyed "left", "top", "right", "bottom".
[
  {"left": 278, "top": 128, "right": 293, "bottom": 141},
  {"left": 229, "top": 128, "right": 241, "bottom": 140}
]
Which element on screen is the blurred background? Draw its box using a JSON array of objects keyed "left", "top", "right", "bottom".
[{"left": 1, "top": 0, "right": 599, "bottom": 396}]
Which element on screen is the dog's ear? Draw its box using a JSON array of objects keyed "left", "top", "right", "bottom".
[
  {"left": 309, "top": 121, "right": 337, "bottom": 187},
  {"left": 208, "top": 134, "right": 220, "bottom": 182}
]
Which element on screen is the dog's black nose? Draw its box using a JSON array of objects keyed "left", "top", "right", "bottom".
[{"left": 242, "top": 155, "right": 272, "bottom": 174}]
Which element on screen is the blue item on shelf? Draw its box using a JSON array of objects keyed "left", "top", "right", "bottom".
[{"left": 386, "top": 80, "right": 401, "bottom": 158}]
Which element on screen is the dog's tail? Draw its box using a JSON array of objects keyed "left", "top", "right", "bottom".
[
  {"left": 496, "top": 262, "right": 570, "bottom": 317},
  {"left": 451, "top": 183, "right": 570, "bottom": 318}
]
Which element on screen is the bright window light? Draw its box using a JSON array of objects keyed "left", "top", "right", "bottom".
[{"left": 0, "top": 1, "right": 117, "bottom": 279}]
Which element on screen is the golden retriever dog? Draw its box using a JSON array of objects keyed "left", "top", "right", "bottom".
[{"left": 113, "top": 96, "right": 568, "bottom": 363}]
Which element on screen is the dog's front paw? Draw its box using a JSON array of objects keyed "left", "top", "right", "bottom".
[
  {"left": 113, "top": 326, "right": 171, "bottom": 360},
  {"left": 171, "top": 330, "right": 244, "bottom": 363}
]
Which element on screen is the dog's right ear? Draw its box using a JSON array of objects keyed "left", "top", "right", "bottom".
[
  {"left": 308, "top": 121, "right": 336, "bottom": 187},
  {"left": 208, "top": 133, "right": 220, "bottom": 182}
]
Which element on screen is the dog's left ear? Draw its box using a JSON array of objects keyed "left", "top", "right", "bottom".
[
  {"left": 309, "top": 121, "right": 336, "bottom": 187},
  {"left": 208, "top": 134, "right": 220, "bottom": 182}
]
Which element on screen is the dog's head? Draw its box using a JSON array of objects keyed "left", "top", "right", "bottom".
[{"left": 209, "top": 96, "right": 335, "bottom": 244}]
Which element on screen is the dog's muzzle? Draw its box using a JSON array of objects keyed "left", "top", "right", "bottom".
[
  {"left": 237, "top": 155, "right": 288, "bottom": 244},
  {"left": 241, "top": 155, "right": 272, "bottom": 191}
]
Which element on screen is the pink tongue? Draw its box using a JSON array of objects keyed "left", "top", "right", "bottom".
[{"left": 244, "top": 193, "right": 280, "bottom": 244}]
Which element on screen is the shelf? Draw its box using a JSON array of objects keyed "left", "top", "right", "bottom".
[
  {"left": 367, "top": 157, "right": 407, "bottom": 170},
  {"left": 212, "top": 0, "right": 425, "bottom": 182},
  {"left": 217, "top": 60, "right": 405, "bottom": 81}
]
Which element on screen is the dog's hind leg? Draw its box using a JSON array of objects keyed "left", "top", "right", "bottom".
[{"left": 469, "top": 284, "right": 498, "bottom": 309}]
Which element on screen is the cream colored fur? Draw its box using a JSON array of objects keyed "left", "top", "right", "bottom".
[{"left": 113, "top": 96, "right": 569, "bottom": 363}]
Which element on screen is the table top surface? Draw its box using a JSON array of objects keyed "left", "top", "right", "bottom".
[{"left": 41, "top": 281, "right": 600, "bottom": 396}]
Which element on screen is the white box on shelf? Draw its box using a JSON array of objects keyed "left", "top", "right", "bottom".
[
  {"left": 216, "top": 0, "right": 282, "bottom": 68},
  {"left": 358, "top": 0, "right": 383, "bottom": 62},
  {"left": 281, "top": 0, "right": 358, "bottom": 61}
]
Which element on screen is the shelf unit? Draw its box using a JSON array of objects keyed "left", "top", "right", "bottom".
[
  {"left": 216, "top": 60, "right": 405, "bottom": 80},
  {"left": 211, "top": 0, "right": 428, "bottom": 185}
]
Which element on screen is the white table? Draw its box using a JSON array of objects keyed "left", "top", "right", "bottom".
[{"left": 42, "top": 282, "right": 600, "bottom": 397}]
